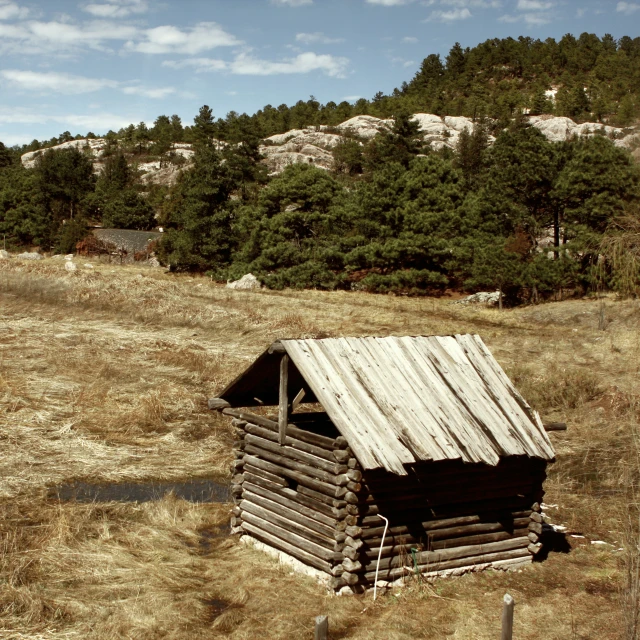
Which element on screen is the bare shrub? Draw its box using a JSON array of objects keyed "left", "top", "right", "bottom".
[{"left": 599, "top": 212, "right": 640, "bottom": 297}]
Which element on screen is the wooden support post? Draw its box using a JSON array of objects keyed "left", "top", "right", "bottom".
[
  {"left": 315, "top": 615, "right": 328, "bottom": 640},
  {"left": 279, "top": 354, "right": 289, "bottom": 445},
  {"left": 292, "top": 388, "right": 306, "bottom": 412},
  {"left": 501, "top": 594, "right": 514, "bottom": 640}
]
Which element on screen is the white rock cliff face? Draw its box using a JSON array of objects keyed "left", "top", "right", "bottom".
[{"left": 20, "top": 114, "right": 639, "bottom": 180}]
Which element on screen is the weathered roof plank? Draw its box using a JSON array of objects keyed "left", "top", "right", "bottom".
[{"left": 223, "top": 334, "right": 555, "bottom": 474}]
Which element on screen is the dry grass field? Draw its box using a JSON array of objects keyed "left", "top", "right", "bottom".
[{"left": 1, "top": 257, "right": 639, "bottom": 639}]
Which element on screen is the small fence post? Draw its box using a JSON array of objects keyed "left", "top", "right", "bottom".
[
  {"left": 315, "top": 615, "right": 328, "bottom": 640},
  {"left": 501, "top": 593, "right": 514, "bottom": 640}
]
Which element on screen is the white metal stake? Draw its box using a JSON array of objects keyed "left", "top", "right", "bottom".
[{"left": 373, "top": 514, "right": 389, "bottom": 601}]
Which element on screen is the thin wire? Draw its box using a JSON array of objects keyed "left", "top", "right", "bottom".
[{"left": 373, "top": 514, "right": 389, "bottom": 601}]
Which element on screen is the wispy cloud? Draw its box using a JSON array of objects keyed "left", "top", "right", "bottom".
[
  {"left": 439, "top": 0, "right": 500, "bottom": 6},
  {"left": 499, "top": 10, "right": 552, "bottom": 23},
  {"left": 81, "top": 0, "right": 148, "bottom": 18},
  {"left": 162, "top": 57, "right": 228, "bottom": 72},
  {"left": 270, "top": 0, "right": 313, "bottom": 5},
  {"left": 0, "top": 108, "right": 147, "bottom": 136},
  {"left": 0, "top": 19, "right": 139, "bottom": 55},
  {"left": 403, "top": 36, "right": 418, "bottom": 43},
  {"left": 121, "top": 85, "right": 177, "bottom": 99},
  {"left": 426, "top": 7, "right": 472, "bottom": 20},
  {"left": 516, "top": 0, "right": 552, "bottom": 9},
  {"left": 0, "top": 1, "right": 29, "bottom": 20},
  {"left": 0, "top": 69, "right": 177, "bottom": 99},
  {"left": 0, "top": 18, "right": 242, "bottom": 57},
  {"left": 230, "top": 51, "right": 349, "bottom": 77},
  {"left": 125, "top": 23, "right": 241, "bottom": 55},
  {"left": 295, "top": 32, "right": 344, "bottom": 44},
  {"left": 391, "top": 56, "right": 416, "bottom": 67},
  {"left": 617, "top": 1, "right": 640, "bottom": 13},
  {"left": 365, "top": 0, "right": 415, "bottom": 5},
  {"left": 163, "top": 51, "right": 349, "bottom": 78},
  {"left": 0, "top": 69, "right": 118, "bottom": 93}
]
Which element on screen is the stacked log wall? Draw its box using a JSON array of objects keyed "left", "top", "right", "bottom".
[
  {"left": 225, "top": 409, "right": 358, "bottom": 590},
  {"left": 347, "top": 457, "right": 547, "bottom": 586},
  {"left": 226, "top": 408, "right": 547, "bottom": 591}
]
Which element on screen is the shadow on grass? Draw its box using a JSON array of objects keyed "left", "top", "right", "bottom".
[{"left": 535, "top": 524, "right": 572, "bottom": 562}]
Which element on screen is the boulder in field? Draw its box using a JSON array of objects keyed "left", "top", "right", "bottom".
[{"left": 226, "top": 273, "right": 262, "bottom": 290}]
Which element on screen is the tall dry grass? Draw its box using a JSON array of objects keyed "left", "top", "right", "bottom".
[{"left": 2, "top": 256, "right": 640, "bottom": 638}]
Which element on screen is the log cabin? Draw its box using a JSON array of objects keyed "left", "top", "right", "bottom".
[{"left": 209, "top": 335, "right": 555, "bottom": 593}]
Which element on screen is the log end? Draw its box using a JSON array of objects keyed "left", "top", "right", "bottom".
[{"left": 208, "top": 397, "right": 231, "bottom": 410}]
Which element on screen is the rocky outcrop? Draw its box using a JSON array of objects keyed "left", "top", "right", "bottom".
[
  {"left": 336, "top": 115, "right": 394, "bottom": 139},
  {"left": 454, "top": 291, "right": 500, "bottom": 306},
  {"left": 16, "top": 252, "right": 43, "bottom": 260},
  {"left": 20, "top": 114, "right": 639, "bottom": 182},
  {"left": 21, "top": 138, "right": 107, "bottom": 169}
]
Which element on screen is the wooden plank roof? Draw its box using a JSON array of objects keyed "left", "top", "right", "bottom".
[{"left": 220, "top": 335, "right": 555, "bottom": 475}]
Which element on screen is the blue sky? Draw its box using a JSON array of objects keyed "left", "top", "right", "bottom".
[{"left": 0, "top": 0, "right": 637, "bottom": 146}]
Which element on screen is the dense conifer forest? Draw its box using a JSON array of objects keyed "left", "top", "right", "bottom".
[{"left": 1, "top": 33, "right": 639, "bottom": 302}]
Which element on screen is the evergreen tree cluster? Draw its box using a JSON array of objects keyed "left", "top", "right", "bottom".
[{"left": 157, "top": 112, "right": 640, "bottom": 303}]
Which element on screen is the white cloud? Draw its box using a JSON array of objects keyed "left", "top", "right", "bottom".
[
  {"left": 617, "top": 1, "right": 640, "bottom": 13},
  {"left": 439, "top": 0, "right": 500, "bottom": 6},
  {"left": 231, "top": 51, "right": 349, "bottom": 77},
  {"left": 126, "top": 22, "right": 241, "bottom": 54},
  {"left": 0, "top": 1, "right": 29, "bottom": 20},
  {"left": 403, "top": 36, "right": 418, "bottom": 43},
  {"left": 295, "top": 32, "right": 344, "bottom": 44},
  {"left": 270, "top": 0, "right": 313, "bottom": 5},
  {"left": 516, "top": 0, "right": 552, "bottom": 9},
  {"left": 0, "top": 133, "right": 35, "bottom": 146},
  {"left": 0, "top": 69, "right": 117, "bottom": 93},
  {"left": 366, "top": 0, "right": 415, "bottom": 5},
  {"left": 0, "top": 110, "right": 146, "bottom": 140},
  {"left": 343, "top": 95, "right": 362, "bottom": 101},
  {"left": 0, "top": 19, "right": 139, "bottom": 54},
  {"left": 162, "top": 51, "right": 349, "bottom": 77},
  {"left": 1, "top": 69, "right": 176, "bottom": 99},
  {"left": 391, "top": 56, "right": 415, "bottom": 67},
  {"left": 162, "top": 57, "right": 228, "bottom": 72},
  {"left": 426, "top": 7, "right": 472, "bottom": 20},
  {"left": 499, "top": 10, "right": 552, "bottom": 23},
  {"left": 121, "top": 85, "right": 176, "bottom": 99},
  {"left": 82, "top": 0, "right": 149, "bottom": 18}
]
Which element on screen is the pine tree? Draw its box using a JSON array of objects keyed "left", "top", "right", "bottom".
[
  {"left": 158, "top": 140, "right": 236, "bottom": 271},
  {"left": 193, "top": 105, "right": 216, "bottom": 145}
]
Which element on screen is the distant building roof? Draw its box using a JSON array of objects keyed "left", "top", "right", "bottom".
[
  {"left": 219, "top": 335, "right": 555, "bottom": 475},
  {"left": 92, "top": 228, "right": 162, "bottom": 254}
]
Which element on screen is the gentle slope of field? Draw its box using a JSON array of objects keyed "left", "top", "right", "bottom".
[{"left": 1, "top": 258, "right": 639, "bottom": 639}]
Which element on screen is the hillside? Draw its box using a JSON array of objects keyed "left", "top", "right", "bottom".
[
  {"left": 18, "top": 113, "right": 640, "bottom": 183},
  {"left": 1, "top": 32, "right": 640, "bottom": 304},
  {"left": 1, "top": 257, "right": 638, "bottom": 638}
]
